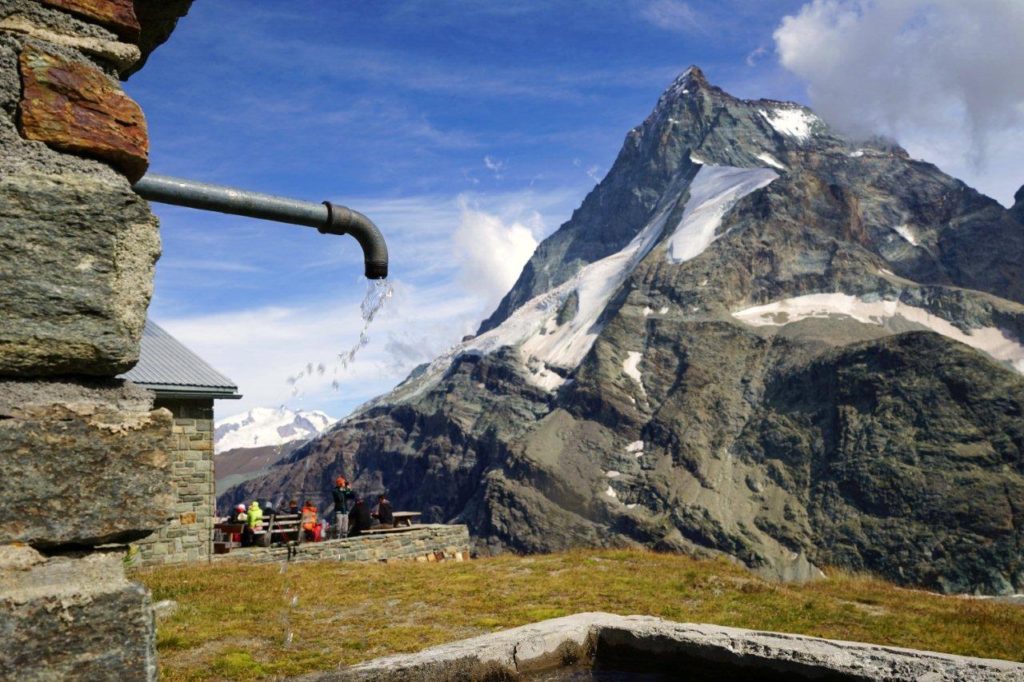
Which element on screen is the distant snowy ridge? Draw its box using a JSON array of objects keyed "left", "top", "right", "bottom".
[{"left": 214, "top": 407, "right": 335, "bottom": 454}]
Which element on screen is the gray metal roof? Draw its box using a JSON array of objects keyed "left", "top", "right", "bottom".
[{"left": 119, "top": 320, "right": 241, "bottom": 399}]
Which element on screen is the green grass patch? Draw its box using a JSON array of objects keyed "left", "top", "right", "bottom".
[{"left": 133, "top": 549, "right": 1024, "bottom": 681}]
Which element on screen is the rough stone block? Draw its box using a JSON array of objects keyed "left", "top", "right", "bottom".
[
  {"left": 39, "top": 0, "right": 140, "bottom": 41},
  {"left": 0, "top": 545, "right": 157, "bottom": 680},
  {"left": 18, "top": 44, "right": 148, "bottom": 181},
  {"left": 0, "top": 379, "right": 174, "bottom": 547},
  {"left": 0, "top": 128, "right": 159, "bottom": 376}
]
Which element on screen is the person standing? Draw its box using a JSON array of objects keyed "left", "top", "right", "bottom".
[{"left": 331, "top": 476, "right": 353, "bottom": 539}]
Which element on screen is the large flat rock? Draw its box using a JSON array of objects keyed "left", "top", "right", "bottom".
[
  {"left": 0, "top": 544, "right": 157, "bottom": 680},
  {"left": 0, "top": 379, "right": 174, "bottom": 547},
  {"left": 301, "top": 612, "right": 1024, "bottom": 681}
]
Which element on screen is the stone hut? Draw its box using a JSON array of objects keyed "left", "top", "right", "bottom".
[{"left": 120, "top": 320, "right": 240, "bottom": 566}]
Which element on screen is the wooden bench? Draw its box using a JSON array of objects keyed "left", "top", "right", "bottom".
[{"left": 260, "top": 513, "right": 304, "bottom": 546}]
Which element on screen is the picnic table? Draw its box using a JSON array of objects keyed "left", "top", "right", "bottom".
[
  {"left": 392, "top": 511, "right": 421, "bottom": 527},
  {"left": 361, "top": 511, "right": 423, "bottom": 536}
]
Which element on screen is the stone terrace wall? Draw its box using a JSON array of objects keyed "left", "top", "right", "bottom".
[
  {"left": 212, "top": 525, "right": 471, "bottom": 566},
  {"left": 0, "top": 2, "right": 192, "bottom": 680},
  {"left": 134, "top": 399, "right": 215, "bottom": 566}
]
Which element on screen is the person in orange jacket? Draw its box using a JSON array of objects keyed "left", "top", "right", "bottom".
[{"left": 301, "top": 500, "right": 321, "bottom": 542}]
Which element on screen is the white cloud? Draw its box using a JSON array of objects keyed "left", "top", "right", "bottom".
[
  {"left": 452, "top": 197, "right": 543, "bottom": 311},
  {"left": 640, "top": 0, "right": 704, "bottom": 34},
  {"left": 774, "top": 0, "right": 1024, "bottom": 206}
]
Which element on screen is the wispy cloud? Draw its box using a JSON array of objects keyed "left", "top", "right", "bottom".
[
  {"left": 483, "top": 155, "right": 506, "bottom": 179},
  {"left": 160, "top": 258, "right": 266, "bottom": 274},
  {"left": 745, "top": 46, "right": 768, "bottom": 67},
  {"left": 639, "top": 0, "right": 706, "bottom": 34}
]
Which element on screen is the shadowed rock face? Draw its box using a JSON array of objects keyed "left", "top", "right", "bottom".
[{"left": 225, "top": 68, "right": 1024, "bottom": 594}]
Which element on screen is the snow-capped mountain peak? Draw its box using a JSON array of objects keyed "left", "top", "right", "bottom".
[{"left": 214, "top": 407, "right": 335, "bottom": 454}]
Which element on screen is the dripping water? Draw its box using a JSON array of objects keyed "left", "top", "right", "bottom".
[{"left": 285, "top": 278, "right": 394, "bottom": 396}]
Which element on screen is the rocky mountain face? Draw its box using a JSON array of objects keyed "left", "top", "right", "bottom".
[{"left": 223, "top": 67, "right": 1024, "bottom": 594}]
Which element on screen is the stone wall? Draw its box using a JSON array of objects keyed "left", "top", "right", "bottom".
[
  {"left": 0, "top": 2, "right": 193, "bottom": 680},
  {"left": 211, "top": 525, "right": 471, "bottom": 566},
  {"left": 134, "top": 399, "right": 215, "bottom": 566}
]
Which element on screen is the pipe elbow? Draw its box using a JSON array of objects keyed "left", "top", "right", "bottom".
[{"left": 321, "top": 202, "right": 389, "bottom": 279}]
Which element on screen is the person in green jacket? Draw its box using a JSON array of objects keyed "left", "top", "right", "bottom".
[{"left": 242, "top": 501, "right": 263, "bottom": 547}]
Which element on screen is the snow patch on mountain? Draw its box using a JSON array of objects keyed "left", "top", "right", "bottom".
[
  {"left": 623, "top": 351, "right": 645, "bottom": 393},
  {"left": 756, "top": 152, "right": 787, "bottom": 170},
  {"left": 759, "top": 107, "right": 818, "bottom": 141},
  {"left": 893, "top": 224, "right": 920, "bottom": 246},
  {"left": 460, "top": 181, "right": 684, "bottom": 390},
  {"left": 666, "top": 165, "right": 778, "bottom": 263},
  {"left": 732, "top": 293, "right": 1024, "bottom": 374},
  {"left": 215, "top": 407, "right": 335, "bottom": 454}
]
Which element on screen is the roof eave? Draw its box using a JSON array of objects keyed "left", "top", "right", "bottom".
[{"left": 134, "top": 383, "right": 243, "bottom": 400}]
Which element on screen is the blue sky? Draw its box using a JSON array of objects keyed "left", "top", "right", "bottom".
[{"left": 124, "top": 0, "right": 1024, "bottom": 421}]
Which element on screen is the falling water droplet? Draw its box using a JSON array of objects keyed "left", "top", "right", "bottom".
[{"left": 286, "top": 278, "right": 394, "bottom": 393}]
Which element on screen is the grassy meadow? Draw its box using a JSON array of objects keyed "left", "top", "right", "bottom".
[{"left": 134, "top": 549, "right": 1024, "bottom": 681}]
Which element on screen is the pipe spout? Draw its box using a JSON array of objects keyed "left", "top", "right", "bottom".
[
  {"left": 132, "top": 174, "right": 389, "bottom": 279},
  {"left": 320, "top": 202, "right": 389, "bottom": 280}
]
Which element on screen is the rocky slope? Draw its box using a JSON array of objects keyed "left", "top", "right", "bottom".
[{"left": 223, "top": 68, "right": 1024, "bottom": 594}]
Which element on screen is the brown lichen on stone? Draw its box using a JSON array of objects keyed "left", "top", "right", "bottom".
[
  {"left": 38, "top": 0, "right": 141, "bottom": 42},
  {"left": 18, "top": 43, "right": 148, "bottom": 181}
]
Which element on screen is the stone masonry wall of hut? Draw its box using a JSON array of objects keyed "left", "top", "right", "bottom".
[
  {"left": 134, "top": 398, "right": 215, "bottom": 566},
  {"left": 0, "top": 1, "right": 193, "bottom": 680}
]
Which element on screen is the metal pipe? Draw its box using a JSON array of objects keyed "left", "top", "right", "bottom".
[{"left": 132, "top": 174, "right": 388, "bottom": 279}]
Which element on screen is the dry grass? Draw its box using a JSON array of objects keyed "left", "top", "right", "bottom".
[{"left": 134, "top": 549, "right": 1024, "bottom": 681}]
